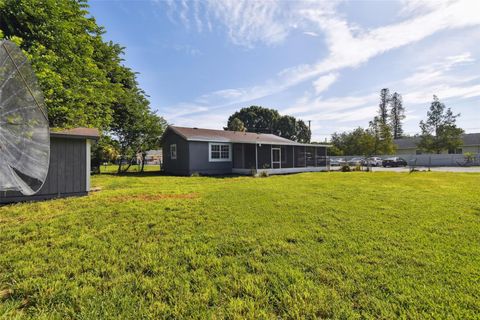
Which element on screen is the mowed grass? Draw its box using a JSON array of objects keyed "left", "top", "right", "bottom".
[{"left": 0, "top": 172, "right": 479, "bottom": 319}]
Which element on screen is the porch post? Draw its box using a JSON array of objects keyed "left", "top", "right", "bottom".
[
  {"left": 292, "top": 146, "right": 295, "bottom": 168},
  {"left": 304, "top": 146, "right": 307, "bottom": 167},
  {"left": 242, "top": 143, "right": 245, "bottom": 168},
  {"left": 255, "top": 143, "right": 258, "bottom": 171},
  {"left": 325, "top": 146, "right": 328, "bottom": 169}
]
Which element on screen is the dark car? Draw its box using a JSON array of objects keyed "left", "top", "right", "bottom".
[{"left": 382, "top": 157, "right": 407, "bottom": 167}]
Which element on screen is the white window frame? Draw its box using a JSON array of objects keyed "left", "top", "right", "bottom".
[
  {"left": 170, "top": 144, "right": 177, "bottom": 160},
  {"left": 209, "top": 142, "right": 231, "bottom": 162}
]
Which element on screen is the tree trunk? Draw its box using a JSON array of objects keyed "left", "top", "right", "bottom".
[
  {"left": 121, "top": 156, "right": 135, "bottom": 173},
  {"left": 117, "top": 156, "right": 123, "bottom": 174},
  {"left": 140, "top": 152, "right": 146, "bottom": 172}
]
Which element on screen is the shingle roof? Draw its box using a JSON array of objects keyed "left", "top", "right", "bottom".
[
  {"left": 50, "top": 127, "right": 100, "bottom": 139},
  {"left": 167, "top": 126, "right": 328, "bottom": 147},
  {"left": 395, "top": 133, "right": 480, "bottom": 149}
]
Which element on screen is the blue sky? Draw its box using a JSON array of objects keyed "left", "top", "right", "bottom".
[{"left": 89, "top": 0, "right": 480, "bottom": 141}]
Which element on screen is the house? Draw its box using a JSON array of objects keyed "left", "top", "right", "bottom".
[
  {"left": 0, "top": 128, "right": 100, "bottom": 204},
  {"left": 161, "top": 126, "right": 329, "bottom": 175},
  {"left": 395, "top": 133, "right": 480, "bottom": 155},
  {"left": 146, "top": 149, "right": 163, "bottom": 165},
  {"left": 136, "top": 149, "right": 163, "bottom": 165}
]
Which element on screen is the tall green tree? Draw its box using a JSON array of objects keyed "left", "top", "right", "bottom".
[
  {"left": 0, "top": 0, "right": 167, "bottom": 170},
  {"left": 369, "top": 116, "right": 395, "bottom": 155},
  {"left": 295, "top": 120, "right": 311, "bottom": 143},
  {"left": 378, "top": 88, "right": 391, "bottom": 125},
  {"left": 275, "top": 115, "right": 297, "bottom": 140},
  {"left": 226, "top": 117, "right": 246, "bottom": 132},
  {"left": 418, "top": 96, "right": 464, "bottom": 154},
  {"left": 331, "top": 128, "right": 376, "bottom": 156},
  {"left": 226, "top": 106, "right": 311, "bottom": 142},
  {"left": 389, "top": 92, "right": 405, "bottom": 139},
  {"left": 227, "top": 106, "right": 280, "bottom": 134},
  {"left": 0, "top": 0, "right": 121, "bottom": 129}
]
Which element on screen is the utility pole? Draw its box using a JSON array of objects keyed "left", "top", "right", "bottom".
[{"left": 308, "top": 120, "right": 311, "bottom": 132}]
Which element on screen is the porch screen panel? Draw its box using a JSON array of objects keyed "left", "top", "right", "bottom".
[
  {"left": 233, "top": 144, "right": 244, "bottom": 168},
  {"left": 306, "top": 146, "right": 315, "bottom": 166},
  {"left": 244, "top": 144, "right": 256, "bottom": 169},
  {"left": 316, "top": 147, "right": 327, "bottom": 166},
  {"left": 294, "top": 146, "right": 305, "bottom": 167},
  {"left": 257, "top": 145, "right": 271, "bottom": 169},
  {"left": 284, "top": 146, "right": 294, "bottom": 168}
]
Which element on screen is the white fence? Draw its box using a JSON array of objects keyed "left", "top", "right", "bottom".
[{"left": 330, "top": 153, "right": 480, "bottom": 167}]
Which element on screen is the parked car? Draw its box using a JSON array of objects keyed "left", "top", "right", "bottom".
[
  {"left": 348, "top": 157, "right": 365, "bottom": 166},
  {"left": 382, "top": 157, "right": 407, "bottom": 167},
  {"left": 330, "top": 158, "right": 346, "bottom": 166},
  {"left": 363, "top": 157, "right": 383, "bottom": 167}
]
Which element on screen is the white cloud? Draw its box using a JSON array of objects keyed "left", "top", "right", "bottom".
[
  {"left": 303, "top": 31, "right": 319, "bottom": 37},
  {"left": 161, "top": 0, "right": 480, "bottom": 135},
  {"left": 312, "top": 73, "right": 338, "bottom": 94},
  {"left": 403, "top": 52, "right": 475, "bottom": 87}
]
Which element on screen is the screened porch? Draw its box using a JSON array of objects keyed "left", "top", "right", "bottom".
[{"left": 231, "top": 143, "right": 328, "bottom": 175}]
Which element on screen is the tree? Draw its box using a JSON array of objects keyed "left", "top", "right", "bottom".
[
  {"left": 0, "top": 0, "right": 167, "bottom": 173},
  {"left": 378, "top": 88, "right": 391, "bottom": 125},
  {"left": 418, "top": 96, "right": 464, "bottom": 154},
  {"left": 369, "top": 116, "right": 395, "bottom": 155},
  {"left": 137, "top": 112, "right": 168, "bottom": 172},
  {"left": 226, "top": 117, "right": 246, "bottom": 132},
  {"left": 389, "top": 92, "right": 405, "bottom": 139},
  {"left": 275, "top": 115, "right": 297, "bottom": 140},
  {"left": 0, "top": 0, "right": 121, "bottom": 129},
  {"left": 226, "top": 106, "right": 311, "bottom": 142},
  {"left": 330, "top": 128, "right": 376, "bottom": 156},
  {"left": 295, "top": 120, "right": 311, "bottom": 143},
  {"left": 226, "top": 106, "right": 280, "bottom": 134}
]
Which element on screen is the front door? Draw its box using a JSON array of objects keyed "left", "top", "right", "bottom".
[{"left": 272, "top": 148, "right": 281, "bottom": 169}]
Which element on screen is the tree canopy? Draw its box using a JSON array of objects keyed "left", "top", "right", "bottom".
[
  {"left": 330, "top": 128, "right": 376, "bottom": 156},
  {"left": 0, "top": 0, "right": 167, "bottom": 170},
  {"left": 418, "top": 96, "right": 463, "bottom": 154},
  {"left": 226, "top": 106, "right": 311, "bottom": 143}
]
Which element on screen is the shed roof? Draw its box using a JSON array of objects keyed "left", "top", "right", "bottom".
[
  {"left": 395, "top": 133, "right": 480, "bottom": 149},
  {"left": 50, "top": 127, "right": 100, "bottom": 140},
  {"left": 167, "top": 126, "right": 329, "bottom": 147}
]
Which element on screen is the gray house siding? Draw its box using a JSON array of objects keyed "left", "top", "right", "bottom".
[
  {"left": 162, "top": 130, "right": 190, "bottom": 175},
  {"left": 0, "top": 136, "right": 88, "bottom": 204},
  {"left": 189, "top": 141, "right": 232, "bottom": 175},
  {"left": 161, "top": 127, "right": 330, "bottom": 175}
]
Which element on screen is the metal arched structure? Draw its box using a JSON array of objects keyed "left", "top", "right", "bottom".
[{"left": 0, "top": 40, "right": 50, "bottom": 195}]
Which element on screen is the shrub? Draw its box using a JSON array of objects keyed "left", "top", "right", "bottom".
[
  {"left": 258, "top": 171, "right": 269, "bottom": 178},
  {"left": 341, "top": 165, "right": 351, "bottom": 172}
]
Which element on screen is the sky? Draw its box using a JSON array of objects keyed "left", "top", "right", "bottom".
[{"left": 88, "top": 0, "right": 480, "bottom": 141}]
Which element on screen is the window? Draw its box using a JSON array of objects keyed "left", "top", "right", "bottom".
[
  {"left": 209, "top": 143, "right": 231, "bottom": 162},
  {"left": 170, "top": 144, "right": 177, "bottom": 159},
  {"left": 448, "top": 148, "right": 462, "bottom": 154}
]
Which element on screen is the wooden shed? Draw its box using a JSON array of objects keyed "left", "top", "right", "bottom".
[{"left": 0, "top": 128, "right": 99, "bottom": 204}]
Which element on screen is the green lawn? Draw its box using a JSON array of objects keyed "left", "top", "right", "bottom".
[{"left": 1, "top": 172, "right": 479, "bottom": 319}]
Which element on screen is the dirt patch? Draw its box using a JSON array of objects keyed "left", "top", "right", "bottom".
[{"left": 111, "top": 193, "right": 198, "bottom": 202}]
